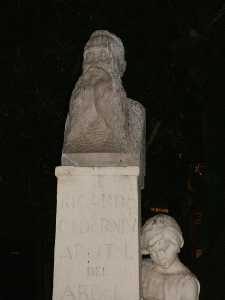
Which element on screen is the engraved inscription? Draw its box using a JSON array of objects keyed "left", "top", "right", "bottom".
[
  {"left": 54, "top": 185, "right": 139, "bottom": 300},
  {"left": 87, "top": 266, "right": 105, "bottom": 278},
  {"left": 61, "top": 284, "right": 120, "bottom": 300},
  {"left": 59, "top": 240, "right": 135, "bottom": 261},
  {"left": 60, "top": 193, "right": 136, "bottom": 210},
  {"left": 61, "top": 286, "right": 76, "bottom": 300},
  {"left": 57, "top": 217, "right": 138, "bottom": 235}
]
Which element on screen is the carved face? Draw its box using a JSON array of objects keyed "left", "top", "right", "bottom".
[
  {"left": 84, "top": 46, "right": 111, "bottom": 64},
  {"left": 83, "top": 35, "right": 119, "bottom": 75},
  {"left": 147, "top": 233, "right": 179, "bottom": 268}
]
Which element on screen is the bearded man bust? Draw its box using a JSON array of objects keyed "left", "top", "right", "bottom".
[{"left": 61, "top": 30, "right": 145, "bottom": 183}]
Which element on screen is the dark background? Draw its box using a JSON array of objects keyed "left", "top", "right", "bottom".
[{"left": 2, "top": 1, "right": 225, "bottom": 299}]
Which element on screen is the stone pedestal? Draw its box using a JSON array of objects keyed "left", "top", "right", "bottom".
[{"left": 53, "top": 166, "right": 141, "bottom": 300}]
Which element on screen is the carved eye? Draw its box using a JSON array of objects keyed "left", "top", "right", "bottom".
[{"left": 84, "top": 51, "right": 94, "bottom": 62}]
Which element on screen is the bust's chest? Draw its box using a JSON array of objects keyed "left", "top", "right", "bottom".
[{"left": 142, "top": 270, "right": 184, "bottom": 300}]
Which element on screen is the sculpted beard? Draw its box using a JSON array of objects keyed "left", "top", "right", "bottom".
[
  {"left": 73, "top": 57, "right": 127, "bottom": 103},
  {"left": 65, "top": 53, "right": 129, "bottom": 153}
]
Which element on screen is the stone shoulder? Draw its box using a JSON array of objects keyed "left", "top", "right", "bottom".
[
  {"left": 127, "top": 98, "right": 146, "bottom": 117},
  {"left": 180, "top": 271, "right": 200, "bottom": 296}
]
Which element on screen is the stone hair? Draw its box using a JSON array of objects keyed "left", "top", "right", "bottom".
[
  {"left": 84, "top": 30, "right": 127, "bottom": 76},
  {"left": 141, "top": 214, "right": 184, "bottom": 253}
]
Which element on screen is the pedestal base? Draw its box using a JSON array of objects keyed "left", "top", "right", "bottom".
[{"left": 52, "top": 166, "right": 141, "bottom": 300}]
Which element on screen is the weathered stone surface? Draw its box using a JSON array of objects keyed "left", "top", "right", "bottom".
[
  {"left": 62, "top": 30, "right": 145, "bottom": 181},
  {"left": 52, "top": 166, "right": 141, "bottom": 300},
  {"left": 141, "top": 214, "right": 200, "bottom": 300}
]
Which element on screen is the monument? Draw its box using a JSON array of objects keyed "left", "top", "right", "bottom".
[
  {"left": 141, "top": 214, "right": 200, "bottom": 300},
  {"left": 52, "top": 30, "right": 145, "bottom": 300}
]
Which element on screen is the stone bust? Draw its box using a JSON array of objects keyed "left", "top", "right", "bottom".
[
  {"left": 141, "top": 214, "right": 200, "bottom": 300},
  {"left": 62, "top": 30, "right": 145, "bottom": 179}
]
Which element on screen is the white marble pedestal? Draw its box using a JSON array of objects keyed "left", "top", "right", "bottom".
[{"left": 52, "top": 166, "right": 141, "bottom": 300}]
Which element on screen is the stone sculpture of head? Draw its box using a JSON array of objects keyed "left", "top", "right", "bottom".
[
  {"left": 141, "top": 214, "right": 184, "bottom": 269},
  {"left": 82, "top": 30, "right": 127, "bottom": 77}
]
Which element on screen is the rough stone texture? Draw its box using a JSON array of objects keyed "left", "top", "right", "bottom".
[
  {"left": 52, "top": 166, "right": 141, "bottom": 300},
  {"left": 141, "top": 214, "right": 200, "bottom": 300},
  {"left": 62, "top": 30, "right": 145, "bottom": 185}
]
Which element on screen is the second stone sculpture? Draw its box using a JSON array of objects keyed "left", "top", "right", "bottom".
[{"left": 141, "top": 214, "right": 200, "bottom": 300}]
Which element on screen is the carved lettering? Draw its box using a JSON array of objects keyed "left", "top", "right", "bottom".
[
  {"left": 60, "top": 193, "right": 135, "bottom": 210},
  {"left": 105, "top": 243, "right": 113, "bottom": 259},
  {"left": 61, "top": 286, "right": 76, "bottom": 300},
  {"left": 78, "top": 285, "right": 89, "bottom": 300},
  {"left": 59, "top": 244, "right": 83, "bottom": 260},
  {"left": 58, "top": 217, "right": 137, "bottom": 235},
  {"left": 60, "top": 246, "right": 73, "bottom": 260},
  {"left": 61, "top": 285, "right": 120, "bottom": 300},
  {"left": 59, "top": 241, "right": 134, "bottom": 261},
  {"left": 87, "top": 266, "right": 105, "bottom": 277}
]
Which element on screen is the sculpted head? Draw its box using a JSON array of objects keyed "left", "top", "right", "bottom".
[
  {"left": 82, "top": 30, "right": 126, "bottom": 77},
  {"left": 141, "top": 214, "right": 184, "bottom": 269}
]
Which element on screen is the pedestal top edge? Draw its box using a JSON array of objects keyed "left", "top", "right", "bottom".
[{"left": 55, "top": 166, "right": 140, "bottom": 177}]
